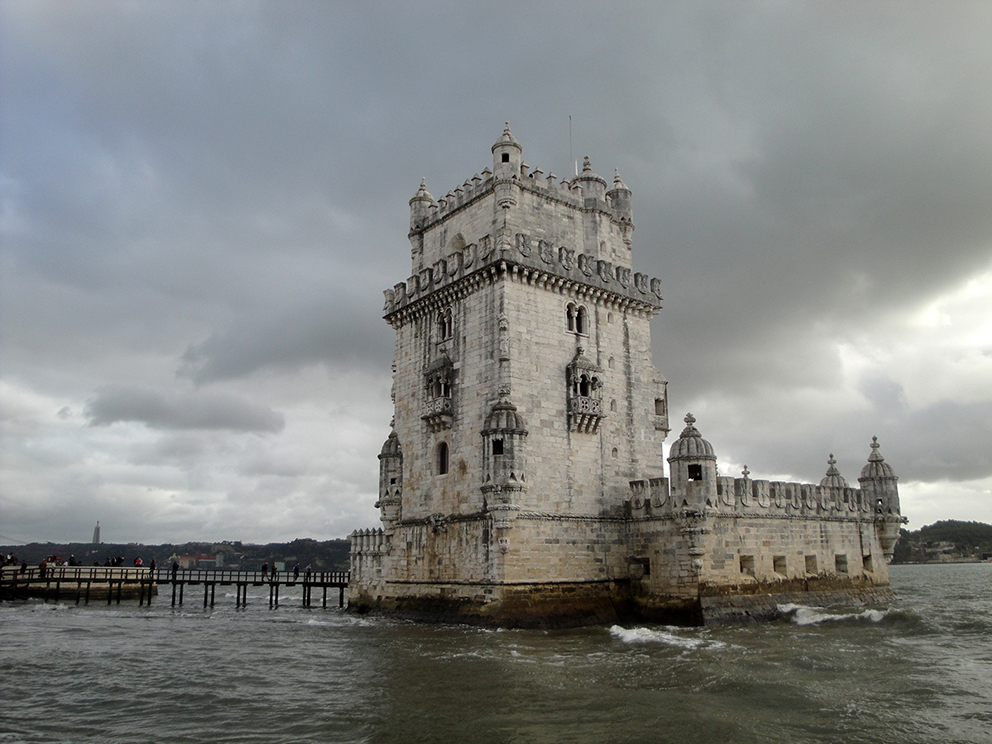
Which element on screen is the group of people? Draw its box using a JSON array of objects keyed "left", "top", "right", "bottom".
[{"left": 259, "top": 562, "right": 312, "bottom": 580}]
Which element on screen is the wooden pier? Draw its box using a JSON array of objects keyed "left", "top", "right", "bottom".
[{"left": 0, "top": 566, "right": 350, "bottom": 609}]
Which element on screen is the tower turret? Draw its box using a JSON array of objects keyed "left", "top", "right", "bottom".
[
  {"left": 858, "top": 436, "right": 903, "bottom": 562},
  {"left": 481, "top": 395, "right": 529, "bottom": 531},
  {"left": 376, "top": 427, "right": 403, "bottom": 536},
  {"left": 605, "top": 169, "right": 634, "bottom": 247},
  {"left": 571, "top": 156, "right": 607, "bottom": 202},
  {"left": 491, "top": 121, "right": 523, "bottom": 177},
  {"left": 408, "top": 178, "right": 435, "bottom": 261},
  {"left": 409, "top": 178, "right": 434, "bottom": 232},
  {"left": 667, "top": 413, "right": 718, "bottom": 510}
]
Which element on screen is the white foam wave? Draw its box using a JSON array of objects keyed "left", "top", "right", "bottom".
[
  {"left": 778, "top": 603, "right": 888, "bottom": 626},
  {"left": 609, "top": 624, "right": 723, "bottom": 649}
]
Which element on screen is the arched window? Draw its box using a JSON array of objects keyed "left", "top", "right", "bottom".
[
  {"left": 579, "top": 374, "right": 591, "bottom": 397},
  {"left": 437, "top": 308, "right": 453, "bottom": 341},
  {"left": 565, "top": 303, "right": 588, "bottom": 334},
  {"left": 436, "top": 442, "right": 449, "bottom": 475}
]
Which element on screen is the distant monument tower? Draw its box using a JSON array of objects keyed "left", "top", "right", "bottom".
[{"left": 92, "top": 521, "right": 100, "bottom": 544}]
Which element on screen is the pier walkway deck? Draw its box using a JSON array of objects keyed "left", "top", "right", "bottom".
[{"left": 0, "top": 566, "right": 350, "bottom": 608}]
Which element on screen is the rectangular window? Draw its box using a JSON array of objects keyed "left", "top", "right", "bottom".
[
  {"left": 687, "top": 464, "right": 703, "bottom": 481},
  {"left": 835, "top": 554, "right": 848, "bottom": 575},
  {"left": 773, "top": 556, "right": 787, "bottom": 575},
  {"left": 492, "top": 438, "right": 504, "bottom": 456},
  {"left": 654, "top": 398, "right": 665, "bottom": 415},
  {"left": 863, "top": 554, "right": 874, "bottom": 573},
  {"left": 740, "top": 555, "right": 755, "bottom": 577},
  {"left": 805, "top": 555, "right": 817, "bottom": 575}
]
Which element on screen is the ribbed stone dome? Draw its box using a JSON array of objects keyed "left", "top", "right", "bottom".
[
  {"left": 491, "top": 121, "right": 522, "bottom": 153},
  {"left": 668, "top": 413, "right": 716, "bottom": 460},
  {"left": 860, "top": 436, "right": 897, "bottom": 479},
  {"left": 819, "top": 454, "right": 849, "bottom": 488},
  {"left": 483, "top": 396, "right": 528, "bottom": 434},
  {"left": 409, "top": 177, "right": 434, "bottom": 205},
  {"left": 379, "top": 429, "right": 401, "bottom": 457}
]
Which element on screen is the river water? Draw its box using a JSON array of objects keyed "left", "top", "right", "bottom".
[{"left": 1, "top": 563, "right": 990, "bottom": 744}]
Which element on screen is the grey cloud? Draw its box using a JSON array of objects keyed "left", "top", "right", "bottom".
[
  {"left": 179, "top": 293, "right": 392, "bottom": 384},
  {"left": 85, "top": 386, "right": 284, "bottom": 433}
]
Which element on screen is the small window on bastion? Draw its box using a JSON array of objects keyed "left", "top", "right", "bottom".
[
  {"left": 492, "top": 438, "right": 504, "bottom": 456},
  {"left": 773, "top": 556, "right": 787, "bottom": 575},
  {"left": 687, "top": 464, "right": 703, "bottom": 481},
  {"left": 835, "top": 554, "right": 848, "bottom": 575},
  {"left": 502, "top": 153, "right": 510, "bottom": 162},
  {"left": 805, "top": 555, "right": 818, "bottom": 574},
  {"left": 740, "top": 555, "right": 755, "bottom": 577},
  {"left": 654, "top": 398, "right": 665, "bottom": 416}
]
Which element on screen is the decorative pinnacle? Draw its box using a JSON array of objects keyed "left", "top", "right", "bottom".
[
  {"left": 868, "top": 436, "right": 885, "bottom": 461},
  {"left": 582, "top": 156, "right": 592, "bottom": 172},
  {"left": 742, "top": 465, "right": 750, "bottom": 478},
  {"left": 684, "top": 412, "right": 696, "bottom": 426}
]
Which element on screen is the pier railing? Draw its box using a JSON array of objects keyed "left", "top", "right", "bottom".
[{"left": 0, "top": 565, "right": 350, "bottom": 609}]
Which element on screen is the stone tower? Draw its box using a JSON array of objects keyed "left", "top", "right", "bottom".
[
  {"left": 351, "top": 123, "right": 670, "bottom": 624},
  {"left": 350, "top": 124, "right": 904, "bottom": 627}
]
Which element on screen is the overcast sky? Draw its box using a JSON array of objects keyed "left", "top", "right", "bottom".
[{"left": 2, "top": 1, "right": 990, "bottom": 546}]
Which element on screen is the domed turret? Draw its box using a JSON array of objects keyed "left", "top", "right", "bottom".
[
  {"left": 606, "top": 169, "right": 632, "bottom": 219},
  {"left": 481, "top": 395, "right": 528, "bottom": 529},
  {"left": 377, "top": 427, "right": 403, "bottom": 531},
  {"left": 858, "top": 436, "right": 903, "bottom": 562},
  {"left": 819, "top": 454, "right": 849, "bottom": 488},
  {"left": 859, "top": 436, "right": 897, "bottom": 480},
  {"left": 483, "top": 396, "right": 528, "bottom": 435},
  {"left": 667, "top": 413, "right": 718, "bottom": 509},
  {"left": 571, "top": 156, "right": 607, "bottom": 201},
  {"left": 409, "top": 177, "right": 435, "bottom": 233},
  {"left": 668, "top": 413, "right": 716, "bottom": 461},
  {"left": 492, "top": 121, "right": 523, "bottom": 177}
]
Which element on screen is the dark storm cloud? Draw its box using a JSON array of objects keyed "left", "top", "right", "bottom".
[
  {"left": 2, "top": 1, "right": 991, "bottom": 542},
  {"left": 85, "top": 385, "right": 284, "bottom": 433}
]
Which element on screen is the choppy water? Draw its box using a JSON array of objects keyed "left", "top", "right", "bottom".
[{"left": 1, "top": 563, "right": 990, "bottom": 744}]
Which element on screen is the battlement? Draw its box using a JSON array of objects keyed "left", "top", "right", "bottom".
[
  {"left": 383, "top": 230, "right": 663, "bottom": 320},
  {"left": 412, "top": 161, "right": 627, "bottom": 233},
  {"left": 407, "top": 124, "right": 637, "bottom": 278},
  {"left": 628, "top": 476, "right": 892, "bottom": 520}
]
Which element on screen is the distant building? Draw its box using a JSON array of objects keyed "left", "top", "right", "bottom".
[
  {"left": 349, "top": 124, "right": 906, "bottom": 626},
  {"left": 92, "top": 521, "right": 100, "bottom": 545}
]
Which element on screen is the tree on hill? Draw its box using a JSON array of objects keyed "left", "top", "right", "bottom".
[{"left": 891, "top": 520, "right": 992, "bottom": 563}]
